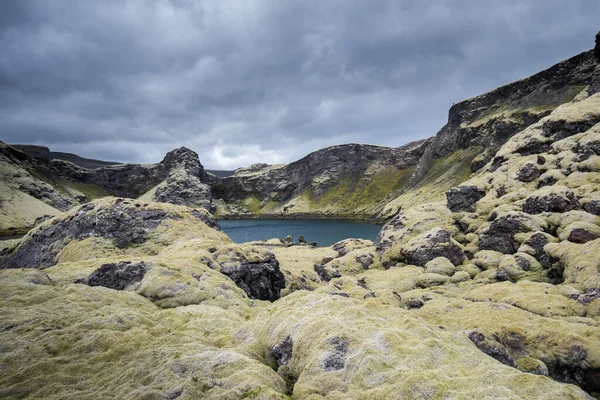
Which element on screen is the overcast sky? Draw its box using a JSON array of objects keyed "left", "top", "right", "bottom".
[{"left": 0, "top": 1, "right": 598, "bottom": 169}]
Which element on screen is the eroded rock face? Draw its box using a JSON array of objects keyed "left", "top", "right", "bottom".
[
  {"left": 154, "top": 171, "right": 212, "bottom": 211},
  {"left": 446, "top": 186, "right": 485, "bottom": 212},
  {"left": 79, "top": 261, "right": 147, "bottom": 290}
]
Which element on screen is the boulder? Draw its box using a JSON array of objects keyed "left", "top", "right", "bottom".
[
  {"left": 523, "top": 186, "right": 581, "bottom": 215},
  {"left": 424, "top": 257, "right": 456, "bottom": 276},
  {"left": 446, "top": 186, "right": 486, "bottom": 212},
  {"left": 479, "top": 216, "right": 527, "bottom": 255},
  {"left": 214, "top": 246, "right": 286, "bottom": 301},
  {"left": 401, "top": 228, "right": 465, "bottom": 266},
  {"left": 516, "top": 162, "right": 541, "bottom": 182},
  {"left": 78, "top": 261, "right": 147, "bottom": 290},
  {"left": 221, "top": 259, "right": 285, "bottom": 302},
  {"left": 559, "top": 222, "right": 600, "bottom": 244}
]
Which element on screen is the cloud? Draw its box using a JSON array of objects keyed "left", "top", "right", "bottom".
[{"left": 0, "top": 0, "right": 597, "bottom": 169}]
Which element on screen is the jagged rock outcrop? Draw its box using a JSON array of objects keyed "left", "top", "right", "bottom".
[{"left": 0, "top": 144, "right": 215, "bottom": 234}]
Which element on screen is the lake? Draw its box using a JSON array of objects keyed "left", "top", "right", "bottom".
[{"left": 219, "top": 219, "right": 383, "bottom": 246}]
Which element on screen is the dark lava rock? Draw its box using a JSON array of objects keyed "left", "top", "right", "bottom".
[
  {"left": 573, "top": 288, "right": 600, "bottom": 305},
  {"left": 322, "top": 337, "right": 349, "bottom": 371},
  {"left": 403, "top": 229, "right": 466, "bottom": 267},
  {"left": 272, "top": 336, "right": 294, "bottom": 366},
  {"left": 355, "top": 254, "right": 374, "bottom": 269},
  {"left": 496, "top": 269, "right": 516, "bottom": 283},
  {"left": 468, "top": 331, "right": 516, "bottom": 368},
  {"left": 1, "top": 200, "right": 179, "bottom": 269},
  {"left": 479, "top": 216, "right": 528, "bottom": 255},
  {"left": 314, "top": 264, "right": 341, "bottom": 282},
  {"left": 79, "top": 261, "right": 147, "bottom": 290},
  {"left": 567, "top": 228, "right": 600, "bottom": 244},
  {"left": 407, "top": 299, "right": 424, "bottom": 309},
  {"left": 521, "top": 233, "right": 554, "bottom": 269},
  {"left": 220, "top": 254, "right": 285, "bottom": 302},
  {"left": 516, "top": 163, "right": 541, "bottom": 182},
  {"left": 446, "top": 186, "right": 486, "bottom": 212},
  {"left": 584, "top": 201, "right": 600, "bottom": 216},
  {"left": 522, "top": 187, "right": 580, "bottom": 215}
]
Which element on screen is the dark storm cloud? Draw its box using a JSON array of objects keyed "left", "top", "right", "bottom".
[{"left": 0, "top": 0, "right": 598, "bottom": 168}]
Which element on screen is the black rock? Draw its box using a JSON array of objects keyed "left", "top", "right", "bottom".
[
  {"left": 521, "top": 233, "right": 553, "bottom": 269},
  {"left": 516, "top": 163, "right": 541, "bottom": 182},
  {"left": 584, "top": 201, "right": 600, "bottom": 216},
  {"left": 272, "top": 336, "right": 294, "bottom": 366},
  {"left": 523, "top": 189, "right": 580, "bottom": 215},
  {"left": 446, "top": 186, "right": 486, "bottom": 212},
  {"left": 479, "top": 216, "right": 527, "bottom": 255},
  {"left": 468, "top": 331, "right": 516, "bottom": 368},
  {"left": 220, "top": 255, "right": 285, "bottom": 302},
  {"left": 355, "top": 254, "right": 374, "bottom": 269},
  {"left": 403, "top": 229, "right": 466, "bottom": 266},
  {"left": 314, "top": 264, "right": 341, "bottom": 282},
  {"left": 567, "top": 228, "right": 600, "bottom": 244},
  {"left": 407, "top": 299, "right": 424, "bottom": 309},
  {"left": 322, "top": 337, "right": 349, "bottom": 371},
  {"left": 79, "top": 261, "right": 147, "bottom": 290}
]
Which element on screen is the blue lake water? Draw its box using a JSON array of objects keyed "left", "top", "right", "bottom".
[{"left": 219, "top": 219, "right": 383, "bottom": 246}]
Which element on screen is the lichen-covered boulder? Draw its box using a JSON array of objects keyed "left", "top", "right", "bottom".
[
  {"left": 558, "top": 221, "right": 600, "bottom": 243},
  {"left": 401, "top": 228, "right": 465, "bottom": 267},
  {"left": 213, "top": 245, "right": 286, "bottom": 301},
  {"left": 445, "top": 185, "right": 485, "bottom": 212},
  {"left": 424, "top": 257, "right": 456, "bottom": 276},
  {"left": 479, "top": 212, "right": 547, "bottom": 254},
  {"left": 516, "top": 162, "right": 541, "bottom": 182},
  {"left": 523, "top": 186, "right": 581, "bottom": 214}
]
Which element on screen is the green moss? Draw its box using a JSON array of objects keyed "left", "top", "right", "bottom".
[
  {"left": 306, "top": 166, "right": 414, "bottom": 213},
  {"left": 60, "top": 180, "right": 111, "bottom": 199},
  {"left": 258, "top": 199, "right": 280, "bottom": 213},
  {"left": 0, "top": 226, "right": 31, "bottom": 237}
]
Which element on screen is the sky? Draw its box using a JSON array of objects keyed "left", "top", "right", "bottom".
[{"left": 0, "top": 1, "right": 598, "bottom": 169}]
